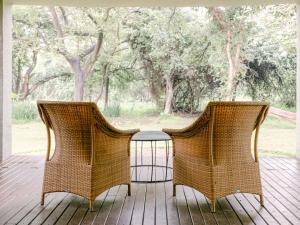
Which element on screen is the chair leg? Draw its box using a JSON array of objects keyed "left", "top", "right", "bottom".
[
  {"left": 89, "top": 199, "right": 95, "bottom": 211},
  {"left": 211, "top": 199, "right": 216, "bottom": 213},
  {"left": 128, "top": 183, "right": 131, "bottom": 196},
  {"left": 41, "top": 193, "right": 45, "bottom": 206},
  {"left": 259, "top": 194, "right": 264, "bottom": 206},
  {"left": 173, "top": 184, "right": 176, "bottom": 196}
]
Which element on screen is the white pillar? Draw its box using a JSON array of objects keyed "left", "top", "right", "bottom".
[
  {"left": 0, "top": 0, "right": 12, "bottom": 161},
  {"left": 297, "top": 5, "right": 300, "bottom": 159}
]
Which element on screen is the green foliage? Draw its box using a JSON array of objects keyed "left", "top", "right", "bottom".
[
  {"left": 12, "top": 101, "right": 39, "bottom": 122},
  {"left": 102, "top": 102, "right": 121, "bottom": 117},
  {"left": 11, "top": 5, "right": 297, "bottom": 113},
  {"left": 121, "top": 102, "right": 159, "bottom": 117}
]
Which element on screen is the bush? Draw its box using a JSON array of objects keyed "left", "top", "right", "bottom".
[
  {"left": 12, "top": 101, "right": 39, "bottom": 122},
  {"left": 121, "top": 101, "right": 159, "bottom": 117},
  {"left": 103, "top": 102, "right": 121, "bottom": 117}
]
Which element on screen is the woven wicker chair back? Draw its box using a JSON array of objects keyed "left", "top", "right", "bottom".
[
  {"left": 207, "top": 102, "right": 269, "bottom": 165},
  {"left": 38, "top": 102, "right": 98, "bottom": 164}
]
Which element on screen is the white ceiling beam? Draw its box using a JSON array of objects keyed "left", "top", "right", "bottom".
[{"left": 6, "top": 0, "right": 298, "bottom": 7}]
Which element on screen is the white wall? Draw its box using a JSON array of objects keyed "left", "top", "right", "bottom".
[{"left": 0, "top": 0, "right": 12, "bottom": 161}]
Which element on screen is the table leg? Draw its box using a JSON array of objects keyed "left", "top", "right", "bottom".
[
  {"left": 165, "top": 140, "right": 169, "bottom": 180},
  {"left": 135, "top": 141, "right": 138, "bottom": 181},
  {"left": 154, "top": 141, "right": 157, "bottom": 166},
  {"left": 155, "top": 141, "right": 157, "bottom": 181},
  {"left": 141, "top": 141, "right": 143, "bottom": 165},
  {"left": 151, "top": 141, "right": 154, "bottom": 182}
]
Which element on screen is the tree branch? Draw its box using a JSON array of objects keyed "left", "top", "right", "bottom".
[
  {"left": 59, "top": 7, "right": 68, "bottom": 25},
  {"left": 208, "top": 7, "right": 229, "bottom": 32},
  {"left": 49, "top": 7, "right": 64, "bottom": 38},
  {"left": 28, "top": 73, "right": 71, "bottom": 95},
  {"left": 25, "top": 50, "right": 38, "bottom": 79},
  {"left": 48, "top": 6, "right": 71, "bottom": 60},
  {"left": 168, "top": 8, "right": 176, "bottom": 30},
  {"left": 83, "top": 32, "right": 104, "bottom": 76}
]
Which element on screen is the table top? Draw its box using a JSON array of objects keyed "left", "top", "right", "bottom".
[{"left": 132, "top": 131, "right": 171, "bottom": 141}]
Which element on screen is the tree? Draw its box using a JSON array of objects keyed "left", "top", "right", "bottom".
[
  {"left": 127, "top": 8, "right": 217, "bottom": 113},
  {"left": 12, "top": 6, "right": 71, "bottom": 100},
  {"left": 208, "top": 7, "right": 251, "bottom": 100},
  {"left": 12, "top": 5, "right": 297, "bottom": 112},
  {"left": 48, "top": 7, "right": 110, "bottom": 101}
]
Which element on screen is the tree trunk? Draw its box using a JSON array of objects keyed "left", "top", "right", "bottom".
[
  {"left": 104, "top": 76, "right": 110, "bottom": 109},
  {"left": 49, "top": 7, "right": 105, "bottom": 102},
  {"left": 225, "top": 30, "right": 241, "bottom": 101},
  {"left": 69, "top": 58, "right": 85, "bottom": 101},
  {"left": 95, "top": 78, "right": 105, "bottom": 103},
  {"left": 227, "top": 69, "right": 234, "bottom": 100},
  {"left": 21, "top": 74, "right": 30, "bottom": 100},
  {"left": 164, "top": 76, "right": 174, "bottom": 114},
  {"left": 95, "top": 63, "right": 109, "bottom": 103},
  {"left": 231, "top": 81, "right": 239, "bottom": 101},
  {"left": 74, "top": 73, "right": 85, "bottom": 101},
  {"left": 226, "top": 30, "right": 234, "bottom": 100},
  {"left": 14, "top": 59, "right": 22, "bottom": 95},
  {"left": 149, "top": 81, "right": 161, "bottom": 109}
]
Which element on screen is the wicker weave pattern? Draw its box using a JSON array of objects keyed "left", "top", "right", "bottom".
[
  {"left": 163, "top": 101, "right": 269, "bottom": 212},
  {"left": 38, "top": 101, "right": 139, "bottom": 208}
]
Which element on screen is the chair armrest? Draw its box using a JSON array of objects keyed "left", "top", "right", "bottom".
[
  {"left": 163, "top": 111, "right": 209, "bottom": 138},
  {"left": 110, "top": 128, "right": 140, "bottom": 137},
  {"left": 163, "top": 128, "right": 191, "bottom": 137},
  {"left": 92, "top": 105, "right": 140, "bottom": 137},
  {"left": 94, "top": 120, "right": 140, "bottom": 138}
]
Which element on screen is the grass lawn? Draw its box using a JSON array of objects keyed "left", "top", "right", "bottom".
[{"left": 12, "top": 114, "right": 296, "bottom": 157}]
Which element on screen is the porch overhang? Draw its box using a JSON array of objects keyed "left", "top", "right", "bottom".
[{"left": 4, "top": 0, "right": 300, "bottom": 7}]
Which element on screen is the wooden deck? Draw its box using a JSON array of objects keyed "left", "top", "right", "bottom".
[{"left": 0, "top": 155, "right": 300, "bottom": 225}]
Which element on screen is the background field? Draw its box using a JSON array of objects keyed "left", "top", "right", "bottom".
[{"left": 12, "top": 103, "right": 296, "bottom": 157}]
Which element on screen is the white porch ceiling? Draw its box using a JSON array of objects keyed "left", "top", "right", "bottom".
[{"left": 5, "top": 0, "right": 300, "bottom": 7}]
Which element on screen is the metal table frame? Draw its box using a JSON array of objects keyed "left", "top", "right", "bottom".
[{"left": 131, "top": 131, "right": 172, "bottom": 183}]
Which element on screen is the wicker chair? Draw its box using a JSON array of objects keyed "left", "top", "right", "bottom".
[
  {"left": 37, "top": 101, "right": 139, "bottom": 209},
  {"left": 163, "top": 101, "right": 269, "bottom": 212}
]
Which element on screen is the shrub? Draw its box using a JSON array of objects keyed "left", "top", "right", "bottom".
[
  {"left": 103, "top": 102, "right": 121, "bottom": 117},
  {"left": 12, "top": 101, "right": 39, "bottom": 122}
]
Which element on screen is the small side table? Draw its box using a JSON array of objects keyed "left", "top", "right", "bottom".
[{"left": 131, "top": 131, "right": 172, "bottom": 183}]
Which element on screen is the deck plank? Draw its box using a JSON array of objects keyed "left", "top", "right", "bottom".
[
  {"left": 130, "top": 167, "right": 148, "bottom": 225},
  {"left": 176, "top": 185, "right": 193, "bottom": 225},
  {"left": 67, "top": 199, "right": 89, "bottom": 225},
  {"left": 0, "top": 156, "right": 300, "bottom": 225},
  {"left": 116, "top": 171, "right": 141, "bottom": 225},
  {"left": 217, "top": 198, "right": 242, "bottom": 225},
  {"left": 143, "top": 179, "right": 155, "bottom": 224},
  {"left": 80, "top": 190, "right": 110, "bottom": 225},
  {"left": 55, "top": 196, "right": 82, "bottom": 225},
  {"left": 226, "top": 195, "right": 255, "bottom": 225},
  {"left": 26, "top": 193, "right": 68, "bottom": 225},
  {"left": 234, "top": 193, "right": 267, "bottom": 225},
  {"left": 155, "top": 177, "right": 168, "bottom": 225},
  {"left": 183, "top": 186, "right": 205, "bottom": 225},
  {"left": 193, "top": 190, "right": 217, "bottom": 225},
  {"left": 165, "top": 182, "right": 180, "bottom": 225},
  {"left": 91, "top": 186, "right": 122, "bottom": 225},
  {"left": 243, "top": 193, "right": 280, "bottom": 225}
]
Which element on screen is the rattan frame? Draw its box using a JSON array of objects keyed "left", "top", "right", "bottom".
[
  {"left": 163, "top": 101, "right": 269, "bottom": 212},
  {"left": 37, "top": 101, "right": 139, "bottom": 210}
]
